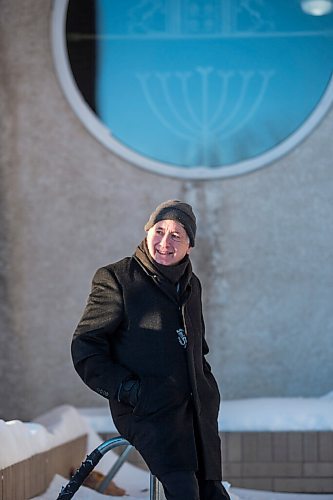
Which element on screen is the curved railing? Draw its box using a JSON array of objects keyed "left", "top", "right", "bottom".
[{"left": 56, "top": 436, "right": 164, "bottom": 500}]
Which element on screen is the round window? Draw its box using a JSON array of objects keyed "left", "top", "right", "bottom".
[{"left": 52, "top": 0, "right": 333, "bottom": 178}]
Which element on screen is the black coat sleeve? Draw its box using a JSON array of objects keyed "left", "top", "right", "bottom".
[{"left": 71, "top": 266, "right": 132, "bottom": 399}]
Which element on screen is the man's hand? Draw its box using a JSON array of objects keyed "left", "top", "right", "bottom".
[{"left": 117, "top": 379, "right": 141, "bottom": 407}]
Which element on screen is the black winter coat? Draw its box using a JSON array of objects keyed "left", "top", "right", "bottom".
[{"left": 71, "top": 255, "right": 222, "bottom": 479}]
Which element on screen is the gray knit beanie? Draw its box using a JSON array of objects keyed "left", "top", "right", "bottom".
[{"left": 144, "top": 200, "right": 196, "bottom": 247}]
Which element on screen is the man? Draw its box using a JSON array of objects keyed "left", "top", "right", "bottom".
[{"left": 71, "top": 200, "right": 230, "bottom": 500}]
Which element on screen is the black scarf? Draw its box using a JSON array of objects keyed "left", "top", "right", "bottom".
[{"left": 134, "top": 239, "right": 192, "bottom": 302}]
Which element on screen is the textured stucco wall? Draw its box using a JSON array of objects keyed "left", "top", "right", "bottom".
[{"left": 1, "top": 1, "right": 332, "bottom": 420}]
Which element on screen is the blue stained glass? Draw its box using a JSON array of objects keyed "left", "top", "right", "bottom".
[{"left": 94, "top": 0, "right": 333, "bottom": 169}]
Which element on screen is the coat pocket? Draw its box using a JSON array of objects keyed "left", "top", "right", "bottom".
[{"left": 133, "top": 376, "right": 186, "bottom": 417}]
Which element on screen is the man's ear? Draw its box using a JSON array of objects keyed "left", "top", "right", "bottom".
[{"left": 186, "top": 246, "right": 192, "bottom": 255}]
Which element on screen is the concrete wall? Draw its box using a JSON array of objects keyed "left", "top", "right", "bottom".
[{"left": 1, "top": 1, "right": 332, "bottom": 420}]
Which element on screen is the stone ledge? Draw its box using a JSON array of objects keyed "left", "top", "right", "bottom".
[{"left": 222, "top": 431, "right": 333, "bottom": 493}]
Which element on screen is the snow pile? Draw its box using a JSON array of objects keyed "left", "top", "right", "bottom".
[
  {"left": 79, "top": 392, "right": 333, "bottom": 435},
  {"left": 0, "top": 405, "right": 88, "bottom": 469},
  {"left": 33, "top": 474, "right": 150, "bottom": 500},
  {"left": 219, "top": 393, "right": 333, "bottom": 432},
  {"left": 34, "top": 404, "right": 89, "bottom": 443},
  {"left": 0, "top": 419, "right": 44, "bottom": 469},
  {"left": 79, "top": 406, "right": 118, "bottom": 433}
]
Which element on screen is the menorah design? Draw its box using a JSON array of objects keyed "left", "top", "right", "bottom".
[{"left": 136, "top": 66, "right": 275, "bottom": 166}]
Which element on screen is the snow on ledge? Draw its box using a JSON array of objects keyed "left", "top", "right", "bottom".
[
  {"left": 219, "top": 395, "right": 333, "bottom": 432},
  {"left": 1, "top": 393, "right": 333, "bottom": 471},
  {"left": 79, "top": 393, "right": 333, "bottom": 434},
  {"left": 0, "top": 405, "right": 88, "bottom": 469}
]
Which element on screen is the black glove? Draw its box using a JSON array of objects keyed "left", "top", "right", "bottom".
[{"left": 117, "top": 379, "right": 141, "bottom": 407}]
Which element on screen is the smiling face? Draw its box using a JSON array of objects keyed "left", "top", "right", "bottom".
[{"left": 146, "top": 219, "right": 192, "bottom": 266}]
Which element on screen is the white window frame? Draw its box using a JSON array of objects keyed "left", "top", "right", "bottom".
[{"left": 51, "top": 0, "right": 333, "bottom": 179}]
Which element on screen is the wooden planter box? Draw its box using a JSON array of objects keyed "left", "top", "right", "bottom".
[{"left": 0, "top": 435, "right": 87, "bottom": 500}]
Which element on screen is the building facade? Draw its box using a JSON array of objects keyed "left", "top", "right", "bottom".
[{"left": 1, "top": 1, "right": 333, "bottom": 420}]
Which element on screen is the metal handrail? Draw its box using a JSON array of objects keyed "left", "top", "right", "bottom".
[
  {"left": 97, "top": 443, "right": 134, "bottom": 493},
  {"left": 150, "top": 474, "right": 166, "bottom": 500},
  {"left": 56, "top": 436, "right": 164, "bottom": 499}
]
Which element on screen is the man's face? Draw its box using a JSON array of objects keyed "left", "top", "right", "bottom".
[{"left": 146, "top": 219, "right": 192, "bottom": 266}]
